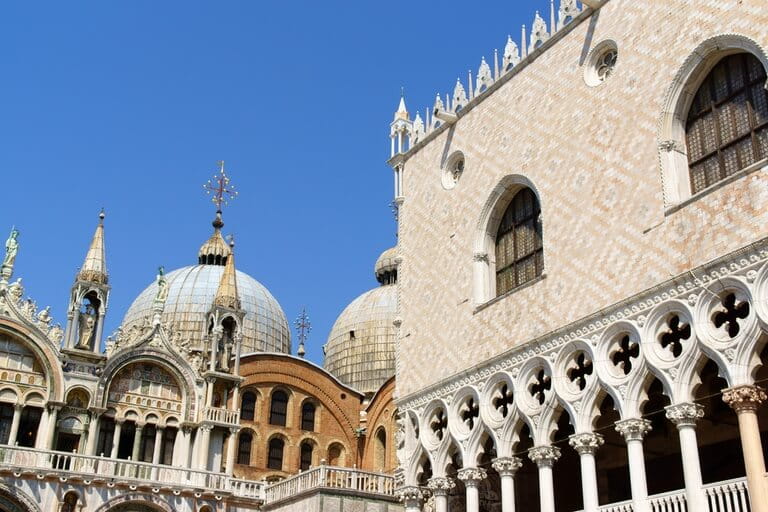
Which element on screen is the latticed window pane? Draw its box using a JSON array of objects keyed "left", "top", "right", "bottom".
[
  {"left": 269, "top": 391, "right": 288, "bottom": 426},
  {"left": 238, "top": 433, "right": 252, "bottom": 465},
  {"left": 494, "top": 188, "right": 543, "bottom": 297},
  {"left": 686, "top": 53, "right": 768, "bottom": 194},
  {"left": 268, "top": 438, "right": 284, "bottom": 470}
]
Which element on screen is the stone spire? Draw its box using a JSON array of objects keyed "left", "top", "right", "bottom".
[
  {"left": 214, "top": 238, "right": 240, "bottom": 310},
  {"left": 394, "top": 93, "right": 409, "bottom": 121},
  {"left": 78, "top": 210, "right": 108, "bottom": 284}
]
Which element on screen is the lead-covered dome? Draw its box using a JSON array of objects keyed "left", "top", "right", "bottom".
[
  {"left": 324, "top": 247, "right": 398, "bottom": 394},
  {"left": 122, "top": 265, "right": 291, "bottom": 354}
]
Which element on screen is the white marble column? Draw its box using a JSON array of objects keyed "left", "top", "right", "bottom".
[
  {"left": 45, "top": 405, "right": 60, "bottom": 450},
  {"left": 492, "top": 456, "right": 523, "bottom": 512},
  {"left": 529, "top": 446, "right": 561, "bottom": 512},
  {"left": 111, "top": 420, "right": 123, "bottom": 458},
  {"left": 395, "top": 486, "right": 429, "bottom": 512},
  {"left": 723, "top": 385, "right": 768, "bottom": 512},
  {"left": 7, "top": 404, "right": 22, "bottom": 446},
  {"left": 665, "top": 402, "right": 706, "bottom": 511},
  {"left": 225, "top": 427, "right": 240, "bottom": 475},
  {"left": 427, "top": 476, "right": 455, "bottom": 512},
  {"left": 569, "top": 433, "right": 604, "bottom": 512},
  {"left": 85, "top": 412, "right": 101, "bottom": 456},
  {"left": 152, "top": 426, "right": 164, "bottom": 465},
  {"left": 615, "top": 418, "right": 652, "bottom": 512},
  {"left": 131, "top": 423, "right": 144, "bottom": 462},
  {"left": 198, "top": 424, "right": 212, "bottom": 470},
  {"left": 35, "top": 408, "right": 48, "bottom": 449},
  {"left": 457, "top": 467, "right": 487, "bottom": 512}
]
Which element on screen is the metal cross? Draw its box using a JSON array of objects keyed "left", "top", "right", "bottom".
[
  {"left": 295, "top": 308, "right": 312, "bottom": 347},
  {"left": 204, "top": 161, "right": 238, "bottom": 211}
]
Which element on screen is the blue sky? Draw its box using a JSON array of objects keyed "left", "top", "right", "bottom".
[{"left": 1, "top": 1, "right": 547, "bottom": 365}]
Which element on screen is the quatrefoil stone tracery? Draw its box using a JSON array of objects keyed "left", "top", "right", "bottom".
[{"left": 712, "top": 292, "right": 750, "bottom": 338}]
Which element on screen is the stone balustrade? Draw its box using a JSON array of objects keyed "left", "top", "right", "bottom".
[{"left": 202, "top": 406, "right": 240, "bottom": 425}]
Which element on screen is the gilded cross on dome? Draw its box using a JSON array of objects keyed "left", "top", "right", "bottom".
[{"left": 204, "top": 161, "right": 238, "bottom": 211}]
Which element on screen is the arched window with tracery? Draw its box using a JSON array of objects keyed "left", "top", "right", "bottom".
[
  {"left": 301, "top": 401, "right": 316, "bottom": 431},
  {"left": 269, "top": 390, "right": 288, "bottom": 426},
  {"left": 686, "top": 52, "right": 768, "bottom": 194},
  {"left": 237, "top": 432, "right": 252, "bottom": 465},
  {"left": 267, "top": 437, "right": 284, "bottom": 470},
  {"left": 241, "top": 391, "right": 256, "bottom": 421},
  {"left": 495, "top": 187, "right": 543, "bottom": 296}
]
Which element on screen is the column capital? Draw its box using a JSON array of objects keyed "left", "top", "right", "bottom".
[
  {"left": 723, "top": 385, "right": 767, "bottom": 413},
  {"left": 395, "top": 485, "right": 429, "bottom": 506},
  {"left": 569, "top": 432, "right": 604, "bottom": 455},
  {"left": 12, "top": 403, "right": 24, "bottom": 412},
  {"left": 528, "top": 445, "right": 561, "bottom": 467},
  {"left": 426, "top": 476, "right": 455, "bottom": 496},
  {"left": 615, "top": 418, "right": 652, "bottom": 441},
  {"left": 491, "top": 456, "right": 523, "bottom": 476},
  {"left": 457, "top": 467, "right": 487, "bottom": 487},
  {"left": 135, "top": 422, "right": 145, "bottom": 430},
  {"left": 665, "top": 402, "right": 704, "bottom": 428},
  {"left": 229, "top": 426, "right": 241, "bottom": 435}
]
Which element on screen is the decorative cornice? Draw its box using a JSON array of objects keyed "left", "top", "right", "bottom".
[
  {"left": 457, "top": 467, "right": 487, "bottom": 486},
  {"left": 491, "top": 456, "right": 523, "bottom": 476},
  {"left": 528, "top": 445, "right": 561, "bottom": 467},
  {"left": 427, "top": 477, "right": 455, "bottom": 496},
  {"left": 615, "top": 418, "right": 652, "bottom": 441},
  {"left": 723, "top": 385, "right": 768, "bottom": 413},
  {"left": 665, "top": 402, "right": 704, "bottom": 428},
  {"left": 568, "top": 433, "right": 604, "bottom": 455},
  {"left": 397, "top": 239, "right": 768, "bottom": 411}
]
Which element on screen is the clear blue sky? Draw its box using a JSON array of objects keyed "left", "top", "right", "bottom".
[{"left": 1, "top": 1, "right": 546, "bottom": 365}]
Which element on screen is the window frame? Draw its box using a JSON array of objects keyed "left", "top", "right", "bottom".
[
  {"left": 269, "top": 390, "right": 288, "bottom": 426},
  {"left": 267, "top": 437, "right": 285, "bottom": 470}
]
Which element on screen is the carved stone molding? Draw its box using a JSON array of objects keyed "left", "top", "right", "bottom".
[
  {"left": 723, "top": 385, "right": 767, "bottom": 413},
  {"left": 457, "top": 467, "right": 487, "bottom": 487},
  {"left": 615, "top": 418, "right": 652, "bottom": 442},
  {"left": 528, "top": 445, "right": 561, "bottom": 467},
  {"left": 395, "top": 486, "right": 430, "bottom": 506},
  {"left": 665, "top": 402, "right": 704, "bottom": 428},
  {"left": 569, "top": 432, "right": 604, "bottom": 455},
  {"left": 427, "top": 476, "right": 455, "bottom": 496},
  {"left": 491, "top": 456, "right": 523, "bottom": 476}
]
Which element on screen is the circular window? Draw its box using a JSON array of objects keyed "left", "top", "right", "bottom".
[
  {"left": 585, "top": 40, "right": 618, "bottom": 87},
  {"left": 442, "top": 152, "right": 465, "bottom": 190}
]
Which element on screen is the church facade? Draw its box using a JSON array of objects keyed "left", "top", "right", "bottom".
[{"left": 390, "top": 1, "right": 768, "bottom": 512}]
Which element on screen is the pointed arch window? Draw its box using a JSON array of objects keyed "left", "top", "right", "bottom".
[
  {"left": 686, "top": 53, "right": 768, "bottom": 194},
  {"left": 241, "top": 391, "right": 256, "bottom": 421},
  {"left": 495, "top": 187, "right": 543, "bottom": 296},
  {"left": 269, "top": 391, "right": 288, "bottom": 426},
  {"left": 237, "top": 432, "right": 252, "bottom": 465},
  {"left": 301, "top": 402, "right": 316, "bottom": 431},
  {"left": 267, "top": 438, "right": 284, "bottom": 470}
]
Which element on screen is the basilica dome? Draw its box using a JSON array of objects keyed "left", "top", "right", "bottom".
[
  {"left": 122, "top": 212, "right": 291, "bottom": 354},
  {"left": 323, "top": 247, "right": 398, "bottom": 395}
]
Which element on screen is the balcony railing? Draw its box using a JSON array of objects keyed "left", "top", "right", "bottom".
[
  {"left": 203, "top": 406, "right": 240, "bottom": 425},
  {"left": 594, "top": 476, "right": 752, "bottom": 512},
  {"left": 265, "top": 465, "right": 397, "bottom": 504}
]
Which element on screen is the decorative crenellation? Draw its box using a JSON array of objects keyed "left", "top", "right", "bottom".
[
  {"left": 389, "top": 0, "right": 599, "bottom": 158},
  {"left": 397, "top": 241, "right": 768, "bottom": 412},
  {"left": 722, "top": 385, "right": 768, "bottom": 413},
  {"left": 427, "top": 476, "right": 455, "bottom": 496},
  {"left": 569, "top": 432, "right": 604, "bottom": 455},
  {"left": 665, "top": 402, "right": 705, "bottom": 428},
  {"left": 457, "top": 467, "right": 487, "bottom": 486},
  {"left": 615, "top": 418, "right": 652, "bottom": 442},
  {"left": 528, "top": 445, "right": 561, "bottom": 467},
  {"left": 491, "top": 456, "right": 523, "bottom": 476}
]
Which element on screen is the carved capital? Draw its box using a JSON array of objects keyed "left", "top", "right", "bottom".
[
  {"left": 395, "top": 486, "right": 429, "bottom": 506},
  {"left": 723, "top": 385, "right": 767, "bottom": 413},
  {"left": 457, "top": 467, "right": 487, "bottom": 487},
  {"left": 615, "top": 418, "right": 652, "bottom": 442},
  {"left": 473, "top": 252, "right": 489, "bottom": 263},
  {"left": 427, "top": 476, "right": 455, "bottom": 496},
  {"left": 491, "top": 456, "right": 523, "bottom": 476},
  {"left": 528, "top": 445, "right": 561, "bottom": 467},
  {"left": 229, "top": 426, "right": 241, "bottom": 435},
  {"left": 568, "top": 432, "right": 604, "bottom": 455},
  {"left": 665, "top": 402, "right": 704, "bottom": 428},
  {"left": 658, "top": 139, "right": 681, "bottom": 152}
]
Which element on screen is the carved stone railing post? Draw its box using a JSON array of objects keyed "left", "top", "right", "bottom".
[
  {"left": 427, "top": 476, "right": 455, "bottom": 512},
  {"left": 615, "top": 418, "right": 652, "bottom": 512},
  {"left": 492, "top": 456, "right": 523, "bottom": 512},
  {"left": 723, "top": 385, "right": 768, "bottom": 512},
  {"left": 529, "top": 446, "right": 561, "bottom": 512},
  {"left": 458, "top": 467, "right": 487, "bottom": 512},
  {"left": 569, "top": 433, "right": 604, "bottom": 512},
  {"left": 665, "top": 402, "right": 706, "bottom": 511},
  {"left": 395, "top": 485, "right": 429, "bottom": 512}
]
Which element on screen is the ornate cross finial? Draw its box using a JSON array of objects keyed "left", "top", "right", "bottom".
[
  {"left": 295, "top": 308, "right": 311, "bottom": 358},
  {"left": 204, "top": 161, "right": 238, "bottom": 211}
]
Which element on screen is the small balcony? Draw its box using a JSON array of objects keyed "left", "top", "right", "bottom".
[{"left": 202, "top": 406, "right": 240, "bottom": 426}]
